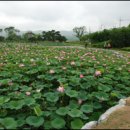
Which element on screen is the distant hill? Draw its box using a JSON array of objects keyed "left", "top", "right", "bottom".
[
  {"left": 60, "top": 31, "right": 79, "bottom": 41},
  {"left": 0, "top": 27, "right": 78, "bottom": 41},
  {"left": 32, "top": 30, "right": 78, "bottom": 41}
]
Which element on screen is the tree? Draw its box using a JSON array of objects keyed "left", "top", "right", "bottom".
[
  {"left": 0, "top": 29, "right": 4, "bottom": 42},
  {"left": 4, "top": 26, "right": 21, "bottom": 41},
  {"left": 42, "top": 30, "right": 67, "bottom": 42},
  {"left": 57, "top": 35, "right": 67, "bottom": 42},
  {"left": 23, "top": 31, "right": 36, "bottom": 42},
  {"left": 0, "top": 29, "right": 2, "bottom": 34},
  {"left": 35, "top": 34, "right": 43, "bottom": 41},
  {"left": 73, "top": 26, "right": 86, "bottom": 41}
]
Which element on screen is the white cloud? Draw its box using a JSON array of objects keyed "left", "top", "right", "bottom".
[{"left": 0, "top": 1, "right": 130, "bottom": 32}]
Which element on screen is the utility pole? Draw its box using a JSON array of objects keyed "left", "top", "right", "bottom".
[
  {"left": 100, "top": 24, "right": 103, "bottom": 31},
  {"left": 119, "top": 17, "right": 130, "bottom": 27},
  {"left": 119, "top": 17, "right": 121, "bottom": 27}
]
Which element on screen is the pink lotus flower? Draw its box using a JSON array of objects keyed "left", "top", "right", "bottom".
[
  {"left": 103, "top": 64, "right": 107, "bottom": 67},
  {"left": 46, "top": 62, "right": 50, "bottom": 65},
  {"left": 78, "top": 99, "right": 83, "bottom": 105},
  {"left": 57, "top": 86, "right": 65, "bottom": 93},
  {"left": 61, "top": 51, "right": 66, "bottom": 54},
  {"left": 31, "top": 63, "right": 36, "bottom": 66},
  {"left": 62, "top": 66, "right": 66, "bottom": 70},
  {"left": 93, "top": 58, "right": 96, "bottom": 60},
  {"left": 8, "top": 81, "right": 13, "bottom": 86},
  {"left": 30, "top": 59, "right": 35, "bottom": 62},
  {"left": 70, "top": 61, "right": 75, "bottom": 65},
  {"left": 95, "top": 70, "right": 101, "bottom": 77},
  {"left": 26, "top": 92, "right": 31, "bottom": 96},
  {"left": 80, "top": 74, "right": 84, "bottom": 78},
  {"left": 49, "top": 69, "right": 55, "bottom": 74},
  {"left": 19, "top": 63, "right": 25, "bottom": 67},
  {"left": 36, "top": 89, "right": 41, "bottom": 93},
  {"left": 15, "top": 91, "right": 20, "bottom": 95},
  {"left": 127, "top": 62, "right": 130, "bottom": 64}
]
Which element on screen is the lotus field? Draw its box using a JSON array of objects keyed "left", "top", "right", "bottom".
[{"left": 0, "top": 44, "right": 130, "bottom": 129}]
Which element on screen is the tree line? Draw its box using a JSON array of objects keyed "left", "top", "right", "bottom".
[
  {"left": 80, "top": 24, "right": 130, "bottom": 48},
  {"left": 0, "top": 27, "right": 67, "bottom": 43}
]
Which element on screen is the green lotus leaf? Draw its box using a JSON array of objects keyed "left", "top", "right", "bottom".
[
  {"left": 93, "top": 102, "right": 102, "bottom": 109},
  {"left": 9, "top": 100, "right": 25, "bottom": 110},
  {"left": 78, "top": 91, "right": 88, "bottom": 100},
  {"left": 0, "top": 79, "right": 11, "bottom": 85},
  {"left": 34, "top": 106, "right": 43, "bottom": 116},
  {"left": 68, "top": 100, "right": 79, "bottom": 109},
  {"left": 37, "top": 75, "right": 45, "bottom": 79},
  {"left": 80, "top": 83, "right": 91, "bottom": 90},
  {"left": 68, "top": 109, "right": 83, "bottom": 117},
  {"left": 26, "top": 116, "right": 44, "bottom": 127},
  {"left": 33, "top": 93, "right": 41, "bottom": 99},
  {"left": 44, "top": 121, "right": 52, "bottom": 129},
  {"left": 20, "top": 85, "right": 32, "bottom": 91},
  {"left": 17, "top": 119, "right": 25, "bottom": 127},
  {"left": 93, "top": 92, "right": 109, "bottom": 101},
  {"left": 42, "top": 111, "right": 51, "bottom": 117},
  {"left": 26, "top": 69, "right": 39, "bottom": 74},
  {"left": 80, "top": 104, "right": 93, "bottom": 113},
  {"left": 24, "top": 97, "right": 36, "bottom": 106},
  {"left": 110, "top": 91, "right": 124, "bottom": 99},
  {"left": 98, "top": 85, "right": 112, "bottom": 92},
  {"left": 47, "top": 107, "right": 57, "bottom": 111},
  {"left": 46, "top": 93, "right": 59, "bottom": 102},
  {"left": 71, "top": 119, "right": 83, "bottom": 129},
  {"left": 51, "top": 117, "right": 65, "bottom": 129},
  {"left": 80, "top": 114, "right": 89, "bottom": 120},
  {"left": 65, "top": 90, "right": 78, "bottom": 98},
  {"left": 0, "top": 97, "right": 10, "bottom": 105},
  {"left": 56, "top": 107, "right": 68, "bottom": 116},
  {"left": 0, "top": 117, "right": 17, "bottom": 129},
  {"left": 0, "top": 109, "right": 7, "bottom": 117}
]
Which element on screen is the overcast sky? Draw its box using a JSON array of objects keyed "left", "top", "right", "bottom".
[{"left": 0, "top": 1, "right": 130, "bottom": 32}]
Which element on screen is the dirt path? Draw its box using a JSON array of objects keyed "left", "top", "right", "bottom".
[{"left": 48, "top": 46, "right": 85, "bottom": 49}]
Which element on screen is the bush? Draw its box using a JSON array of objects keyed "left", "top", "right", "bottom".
[
  {"left": 83, "top": 25, "right": 130, "bottom": 48},
  {"left": 92, "top": 41, "right": 107, "bottom": 48},
  {"left": 121, "top": 47, "right": 130, "bottom": 51}
]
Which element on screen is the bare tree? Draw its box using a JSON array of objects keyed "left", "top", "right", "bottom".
[{"left": 73, "top": 26, "right": 86, "bottom": 41}]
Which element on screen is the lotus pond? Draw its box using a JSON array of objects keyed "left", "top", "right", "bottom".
[{"left": 0, "top": 44, "right": 130, "bottom": 129}]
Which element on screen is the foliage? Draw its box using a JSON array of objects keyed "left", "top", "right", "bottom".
[
  {"left": 0, "top": 36, "right": 5, "bottom": 42},
  {"left": 110, "top": 27, "right": 130, "bottom": 48},
  {"left": 42, "top": 30, "right": 67, "bottom": 42},
  {"left": 4, "top": 27, "right": 21, "bottom": 42},
  {"left": 83, "top": 25, "right": 130, "bottom": 48},
  {"left": 121, "top": 47, "right": 130, "bottom": 51},
  {"left": 92, "top": 41, "right": 109, "bottom": 48},
  {"left": 0, "top": 44, "right": 130, "bottom": 129},
  {"left": 0, "top": 26, "right": 67, "bottom": 43}
]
